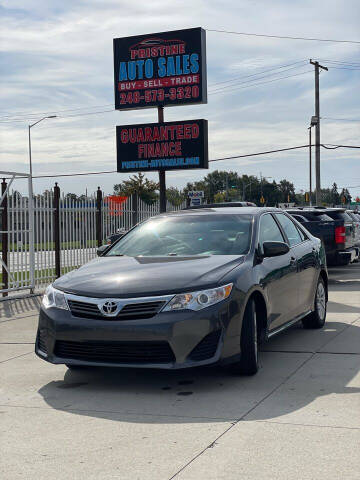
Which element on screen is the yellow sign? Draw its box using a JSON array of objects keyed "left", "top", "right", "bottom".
[{"left": 260, "top": 196, "right": 265, "bottom": 204}]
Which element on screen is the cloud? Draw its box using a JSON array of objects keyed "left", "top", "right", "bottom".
[{"left": 0, "top": 0, "right": 359, "bottom": 198}]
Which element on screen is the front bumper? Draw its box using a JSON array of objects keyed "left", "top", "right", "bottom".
[{"left": 35, "top": 300, "right": 241, "bottom": 369}]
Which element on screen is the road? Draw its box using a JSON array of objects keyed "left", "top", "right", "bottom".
[{"left": 0, "top": 264, "right": 359, "bottom": 479}]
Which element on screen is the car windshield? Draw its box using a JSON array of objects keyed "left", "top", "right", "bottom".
[{"left": 106, "top": 214, "right": 253, "bottom": 257}]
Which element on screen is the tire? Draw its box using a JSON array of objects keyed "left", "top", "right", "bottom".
[
  {"left": 302, "top": 277, "right": 327, "bottom": 329},
  {"left": 233, "top": 299, "right": 259, "bottom": 375}
]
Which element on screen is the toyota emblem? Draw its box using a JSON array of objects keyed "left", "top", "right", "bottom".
[{"left": 100, "top": 300, "right": 119, "bottom": 317}]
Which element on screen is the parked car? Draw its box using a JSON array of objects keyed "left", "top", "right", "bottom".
[
  {"left": 106, "top": 228, "right": 127, "bottom": 245},
  {"left": 324, "top": 208, "right": 359, "bottom": 263},
  {"left": 347, "top": 210, "right": 360, "bottom": 248},
  {"left": 187, "top": 201, "right": 257, "bottom": 209},
  {"left": 287, "top": 207, "right": 358, "bottom": 265},
  {"left": 36, "top": 206, "right": 328, "bottom": 376}
]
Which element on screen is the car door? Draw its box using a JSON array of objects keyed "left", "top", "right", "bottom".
[
  {"left": 274, "top": 213, "right": 318, "bottom": 316},
  {"left": 256, "top": 213, "right": 299, "bottom": 332}
]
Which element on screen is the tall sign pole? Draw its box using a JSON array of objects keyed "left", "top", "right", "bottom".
[
  {"left": 310, "top": 60, "right": 327, "bottom": 206},
  {"left": 308, "top": 126, "right": 312, "bottom": 206},
  {"left": 158, "top": 106, "right": 166, "bottom": 213}
]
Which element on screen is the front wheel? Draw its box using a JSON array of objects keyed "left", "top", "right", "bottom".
[
  {"left": 302, "top": 277, "right": 327, "bottom": 329},
  {"left": 232, "top": 299, "right": 259, "bottom": 375}
]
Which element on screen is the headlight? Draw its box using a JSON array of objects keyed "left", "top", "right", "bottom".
[
  {"left": 163, "top": 284, "right": 233, "bottom": 311},
  {"left": 42, "top": 285, "right": 69, "bottom": 310}
]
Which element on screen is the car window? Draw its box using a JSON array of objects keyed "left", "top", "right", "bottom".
[
  {"left": 258, "top": 214, "right": 285, "bottom": 248},
  {"left": 274, "top": 214, "right": 303, "bottom": 247},
  {"left": 326, "top": 211, "right": 353, "bottom": 223},
  {"left": 291, "top": 214, "right": 306, "bottom": 223},
  {"left": 316, "top": 214, "right": 334, "bottom": 221},
  {"left": 107, "top": 214, "right": 253, "bottom": 257},
  {"left": 290, "top": 212, "right": 333, "bottom": 222},
  {"left": 297, "top": 226, "right": 308, "bottom": 242}
]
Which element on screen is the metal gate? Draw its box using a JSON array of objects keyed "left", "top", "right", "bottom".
[{"left": 0, "top": 171, "right": 35, "bottom": 296}]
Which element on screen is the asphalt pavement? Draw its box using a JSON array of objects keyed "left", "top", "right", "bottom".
[{"left": 0, "top": 264, "right": 359, "bottom": 479}]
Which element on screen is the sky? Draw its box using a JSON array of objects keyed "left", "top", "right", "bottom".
[{"left": 0, "top": 0, "right": 359, "bottom": 199}]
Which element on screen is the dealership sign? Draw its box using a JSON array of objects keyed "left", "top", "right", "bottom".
[
  {"left": 113, "top": 27, "right": 207, "bottom": 110},
  {"left": 188, "top": 191, "right": 204, "bottom": 198},
  {"left": 116, "top": 119, "right": 208, "bottom": 172}
]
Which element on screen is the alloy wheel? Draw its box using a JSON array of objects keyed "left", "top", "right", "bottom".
[{"left": 316, "top": 282, "right": 326, "bottom": 321}]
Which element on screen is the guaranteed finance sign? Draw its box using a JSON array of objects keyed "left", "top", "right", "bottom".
[
  {"left": 116, "top": 120, "right": 208, "bottom": 172},
  {"left": 113, "top": 27, "right": 207, "bottom": 110}
]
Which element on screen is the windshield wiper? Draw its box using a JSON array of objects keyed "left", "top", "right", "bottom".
[{"left": 167, "top": 253, "right": 178, "bottom": 256}]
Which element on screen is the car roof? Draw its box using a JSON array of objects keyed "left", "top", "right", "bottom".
[
  {"left": 159, "top": 206, "right": 282, "bottom": 218},
  {"left": 287, "top": 207, "right": 346, "bottom": 213}
]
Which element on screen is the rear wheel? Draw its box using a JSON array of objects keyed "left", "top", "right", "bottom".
[
  {"left": 302, "top": 277, "right": 327, "bottom": 329},
  {"left": 233, "top": 299, "right": 259, "bottom": 375}
]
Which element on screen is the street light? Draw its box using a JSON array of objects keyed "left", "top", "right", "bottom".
[{"left": 28, "top": 116, "right": 57, "bottom": 177}]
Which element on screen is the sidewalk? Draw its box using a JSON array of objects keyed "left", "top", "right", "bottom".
[{"left": 1, "top": 265, "right": 359, "bottom": 479}]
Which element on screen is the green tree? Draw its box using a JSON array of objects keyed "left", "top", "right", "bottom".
[
  {"left": 278, "top": 179, "right": 296, "bottom": 203},
  {"left": 340, "top": 188, "right": 352, "bottom": 204},
  {"left": 331, "top": 182, "right": 340, "bottom": 206},
  {"left": 114, "top": 173, "right": 159, "bottom": 205},
  {"left": 166, "top": 187, "right": 185, "bottom": 206},
  {"left": 214, "top": 191, "right": 226, "bottom": 203},
  {"left": 65, "top": 193, "right": 78, "bottom": 202}
]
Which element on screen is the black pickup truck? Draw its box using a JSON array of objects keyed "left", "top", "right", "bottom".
[{"left": 287, "top": 207, "right": 359, "bottom": 266}]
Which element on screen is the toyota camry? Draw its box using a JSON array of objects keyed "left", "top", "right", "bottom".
[{"left": 36, "top": 206, "right": 328, "bottom": 375}]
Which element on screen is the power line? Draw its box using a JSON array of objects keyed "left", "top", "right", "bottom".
[
  {"left": 209, "top": 65, "right": 309, "bottom": 93},
  {"left": 210, "top": 69, "right": 313, "bottom": 95},
  {"left": 0, "top": 109, "right": 116, "bottom": 123},
  {"left": 0, "top": 61, "right": 307, "bottom": 121},
  {"left": 327, "top": 66, "right": 360, "bottom": 70},
  {"left": 0, "top": 70, "right": 314, "bottom": 124},
  {"left": 322, "top": 116, "right": 360, "bottom": 122},
  {"left": 319, "top": 59, "right": 360, "bottom": 66},
  {"left": 14, "top": 143, "right": 356, "bottom": 179},
  {"left": 209, "top": 60, "right": 306, "bottom": 87},
  {"left": 206, "top": 28, "right": 360, "bottom": 45},
  {"left": 322, "top": 143, "right": 360, "bottom": 149},
  {"left": 0, "top": 104, "right": 114, "bottom": 120}
]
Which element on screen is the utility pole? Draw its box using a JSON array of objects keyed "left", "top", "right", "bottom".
[
  {"left": 308, "top": 126, "right": 312, "bottom": 206},
  {"left": 158, "top": 106, "right": 166, "bottom": 213},
  {"left": 310, "top": 60, "right": 328, "bottom": 205},
  {"left": 225, "top": 173, "right": 229, "bottom": 201}
]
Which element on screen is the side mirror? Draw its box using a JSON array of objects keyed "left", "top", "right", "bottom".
[
  {"left": 97, "top": 244, "right": 110, "bottom": 257},
  {"left": 262, "top": 241, "right": 290, "bottom": 258}
]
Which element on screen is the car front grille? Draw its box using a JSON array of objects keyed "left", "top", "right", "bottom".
[
  {"left": 54, "top": 340, "right": 175, "bottom": 364},
  {"left": 67, "top": 299, "right": 166, "bottom": 320},
  {"left": 188, "top": 330, "right": 221, "bottom": 361}
]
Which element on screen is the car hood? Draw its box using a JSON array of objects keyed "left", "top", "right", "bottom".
[{"left": 54, "top": 255, "right": 244, "bottom": 298}]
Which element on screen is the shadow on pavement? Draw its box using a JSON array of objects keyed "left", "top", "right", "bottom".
[
  {"left": 38, "top": 319, "right": 360, "bottom": 424},
  {"left": 0, "top": 296, "right": 40, "bottom": 321},
  {"left": 36, "top": 262, "right": 360, "bottom": 423}
]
